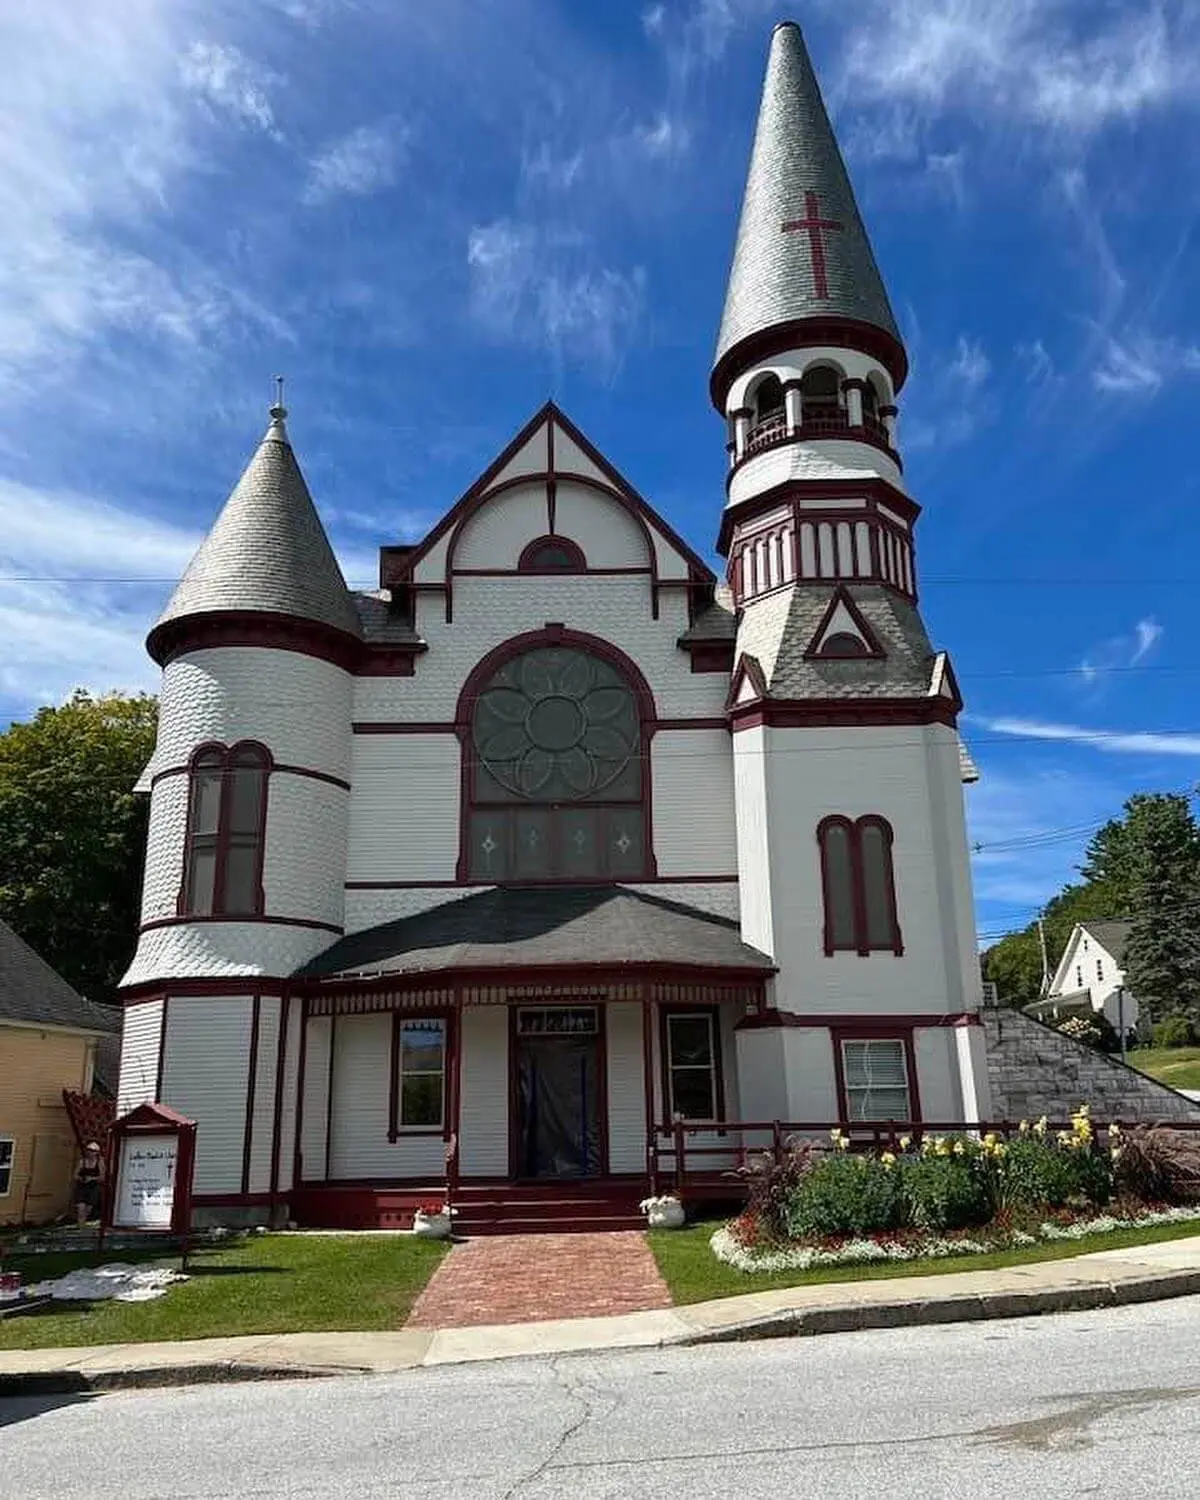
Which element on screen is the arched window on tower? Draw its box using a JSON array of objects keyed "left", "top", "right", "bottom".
[
  {"left": 800, "top": 366, "right": 845, "bottom": 431},
  {"left": 179, "top": 742, "right": 271, "bottom": 917},
  {"left": 817, "top": 815, "right": 902, "bottom": 956},
  {"left": 818, "top": 632, "right": 871, "bottom": 659},
  {"left": 747, "top": 375, "right": 786, "bottom": 452},
  {"left": 861, "top": 377, "right": 886, "bottom": 441},
  {"left": 465, "top": 642, "right": 649, "bottom": 881}
]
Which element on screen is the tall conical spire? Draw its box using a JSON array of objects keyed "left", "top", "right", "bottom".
[
  {"left": 712, "top": 21, "right": 905, "bottom": 404},
  {"left": 149, "top": 399, "right": 362, "bottom": 661}
]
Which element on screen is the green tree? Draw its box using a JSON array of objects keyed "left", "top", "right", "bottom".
[
  {"left": 0, "top": 690, "right": 157, "bottom": 1003},
  {"left": 982, "top": 881, "right": 1117, "bottom": 1006},
  {"left": 1093, "top": 793, "right": 1200, "bottom": 1026}
]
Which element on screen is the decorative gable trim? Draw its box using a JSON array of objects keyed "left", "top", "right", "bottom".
[
  {"left": 802, "top": 586, "right": 885, "bottom": 661},
  {"left": 728, "top": 653, "right": 769, "bottom": 709},
  {"left": 927, "top": 651, "right": 964, "bottom": 712}
]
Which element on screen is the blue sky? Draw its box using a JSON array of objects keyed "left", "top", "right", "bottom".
[{"left": 1, "top": 0, "right": 1198, "bottom": 946}]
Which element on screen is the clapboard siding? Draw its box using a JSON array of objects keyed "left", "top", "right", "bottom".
[
  {"left": 459, "top": 1007, "right": 509, "bottom": 1176},
  {"left": 117, "top": 999, "right": 163, "bottom": 1114},
  {"left": 298, "top": 1014, "right": 332, "bottom": 1184},
  {"left": 159, "top": 996, "right": 252, "bottom": 1194},
  {"left": 247, "top": 997, "right": 282, "bottom": 1194},
  {"left": 651, "top": 729, "right": 736, "bottom": 876},
  {"left": 606, "top": 1003, "right": 646, "bottom": 1173},
  {"left": 347, "top": 736, "right": 459, "bottom": 883},
  {"left": 328, "top": 1014, "right": 445, "bottom": 1178}
]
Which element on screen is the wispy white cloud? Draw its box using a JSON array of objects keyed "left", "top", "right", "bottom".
[
  {"left": 1079, "top": 616, "right": 1163, "bottom": 686},
  {"left": 179, "top": 41, "right": 282, "bottom": 138},
  {"left": 981, "top": 715, "right": 1200, "bottom": 757},
  {"left": 1092, "top": 333, "right": 1200, "bottom": 393},
  {"left": 948, "top": 335, "right": 991, "bottom": 390},
  {"left": 1016, "top": 339, "right": 1055, "bottom": 386},
  {"left": 905, "top": 331, "right": 994, "bottom": 450},
  {"left": 466, "top": 219, "right": 645, "bottom": 373},
  {"left": 303, "top": 121, "right": 407, "bottom": 205},
  {"left": 829, "top": 1, "right": 1200, "bottom": 147}
]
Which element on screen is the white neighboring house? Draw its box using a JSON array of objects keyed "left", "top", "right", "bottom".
[
  {"left": 116, "top": 22, "right": 995, "bottom": 1229},
  {"left": 1027, "top": 921, "right": 1139, "bottom": 1037}
]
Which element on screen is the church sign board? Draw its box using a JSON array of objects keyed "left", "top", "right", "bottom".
[{"left": 102, "top": 1101, "right": 197, "bottom": 1259}]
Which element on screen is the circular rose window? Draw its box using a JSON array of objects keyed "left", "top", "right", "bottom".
[{"left": 473, "top": 647, "right": 640, "bottom": 802}]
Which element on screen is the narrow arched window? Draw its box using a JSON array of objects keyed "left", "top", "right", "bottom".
[
  {"left": 819, "top": 632, "right": 870, "bottom": 659},
  {"left": 800, "top": 366, "right": 842, "bottom": 426},
  {"left": 519, "top": 536, "right": 586, "bottom": 573},
  {"left": 180, "top": 742, "right": 270, "bottom": 916},
  {"left": 465, "top": 643, "right": 648, "bottom": 881},
  {"left": 752, "top": 375, "right": 785, "bottom": 425},
  {"left": 817, "top": 815, "right": 902, "bottom": 956}
]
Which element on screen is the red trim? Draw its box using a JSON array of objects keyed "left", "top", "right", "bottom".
[
  {"left": 727, "top": 653, "right": 768, "bottom": 709},
  {"left": 453, "top": 626, "right": 659, "bottom": 884},
  {"left": 352, "top": 721, "right": 459, "bottom": 735},
  {"left": 121, "top": 977, "right": 289, "bottom": 1003},
  {"left": 241, "top": 993, "right": 261, "bottom": 1196},
  {"left": 718, "top": 476, "right": 920, "bottom": 557},
  {"left": 153, "top": 761, "right": 350, "bottom": 793},
  {"left": 388, "top": 1008, "right": 451, "bottom": 1143},
  {"left": 831, "top": 1026, "right": 923, "bottom": 1125},
  {"left": 731, "top": 698, "right": 957, "bottom": 731},
  {"left": 353, "top": 715, "right": 727, "bottom": 736},
  {"left": 642, "top": 997, "right": 657, "bottom": 1186},
  {"left": 387, "top": 1012, "right": 401, "bottom": 1143},
  {"left": 816, "top": 815, "right": 903, "bottom": 957},
  {"left": 802, "top": 585, "right": 886, "bottom": 660},
  {"left": 142, "top": 914, "right": 343, "bottom": 936},
  {"left": 176, "top": 741, "right": 271, "bottom": 919},
  {"left": 658, "top": 1004, "right": 727, "bottom": 1129},
  {"left": 343, "top": 874, "right": 739, "bottom": 890},
  {"left": 735, "top": 1010, "right": 981, "bottom": 1031},
  {"left": 517, "top": 535, "right": 587, "bottom": 573},
  {"left": 147, "top": 610, "right": 424, "bottom": 677},
  {"left": 711, "top": 316, "right": 909, "bottom": 411},
  {"left": 651, "top": 717, "right": 730, "bottom": 732}
]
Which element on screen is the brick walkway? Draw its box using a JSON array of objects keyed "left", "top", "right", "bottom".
[{"left": 405, "top": 1232, "right": 672, "bottom": 1329}]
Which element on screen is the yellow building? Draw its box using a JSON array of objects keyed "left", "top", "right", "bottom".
[{"left": 0, "top": 920, "right": 119, "bottom": 1226}]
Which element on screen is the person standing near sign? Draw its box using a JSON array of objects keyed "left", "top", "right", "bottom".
[{"left": 74, "top": 1141, "right": 103, "bottom": 1225}]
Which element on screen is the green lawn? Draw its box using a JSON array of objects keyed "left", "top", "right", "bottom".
[
  {"left": 648, "top": 1217, "right": 1200, "bottom": 1306},
  {"left": 0, "top": 1233, "right": 448, "bottom": 1351},
  {"left": 1128, "top": 1047, "right": 1200, "bottom": 1091}
]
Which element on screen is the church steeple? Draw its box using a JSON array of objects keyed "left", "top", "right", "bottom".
[
  {"left": 148, "top": 398, "right": 362, "bottom": 664},
  {"left": 712, "top": 21, "right": 906, "bottom": 409}
]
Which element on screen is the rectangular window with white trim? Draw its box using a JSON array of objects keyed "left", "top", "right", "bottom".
[
  {"left": 0, "top": 1136, "right": 14, "bottom": 1196},
  {"left": 389, "top": 1018, "right": 446, "bottom": 1135},
  {"left": 664, "top": 1012, "right": 720, "bottom": 1121},
  {"left": 839, "top": 1039, "right": 912, "bottom": 1122}
]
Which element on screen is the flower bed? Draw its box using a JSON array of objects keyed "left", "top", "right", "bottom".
[{"left": 718, "top": 1111, "right": 1200, "bottom": 1273}]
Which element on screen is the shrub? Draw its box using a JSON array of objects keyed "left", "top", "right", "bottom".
[
  {"left": 1058, "top": 1013, "right": 1119, "bottom": 1052},
  {"left": 901, "top": 1153, "right": 991, "bottom": 1232},
  {"left": 785, "top": 1152, "right": 905, "bottom": 1239},
  {"left": 1152, "top": 1015, "right": 1196, "bottom": 1049},
  {"left": 1112, "top": 1125, "right": 1200, "bottom": 1204},
  {"left": 734, "top": 1138, "right": 821, "bottom": 1243},
  {"left": 1000, "top": 1133, "right": 1111, "bottom": 1210}
]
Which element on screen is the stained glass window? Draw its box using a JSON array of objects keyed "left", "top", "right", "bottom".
[
  {"left": 818, "top": 815, "right": 902, "bottom": 956},
  {"left": 468, "top": 645, "right": 646, "bottom": 880}
]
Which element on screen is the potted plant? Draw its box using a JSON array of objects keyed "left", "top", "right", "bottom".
[
  {"left": 640, "top": 1194, "right": 686, "bottom": 1230},
  {"left": 411, "top": 1201, "right": 455, "bottom": 1239}
]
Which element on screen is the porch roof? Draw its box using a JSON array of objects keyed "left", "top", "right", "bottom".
[{"left": 297, "top": 885, "right": 775, "bottom": 982}]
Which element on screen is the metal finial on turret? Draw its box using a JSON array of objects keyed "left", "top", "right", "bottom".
[{"left": 270, "top": 374, "right": 287, "bottom": 423}]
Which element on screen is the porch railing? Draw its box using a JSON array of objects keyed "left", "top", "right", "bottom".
[{"left": 647, "top": 1117, "right": 1200, "bottom": 1198}]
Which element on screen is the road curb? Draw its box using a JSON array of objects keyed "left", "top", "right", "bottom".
[
  {"left": 3, "top": 1269, "right": 1200, "bottom": 1397},
  {"left": 672, "top": 1270, "right": 1200, "bottom": 1346}
]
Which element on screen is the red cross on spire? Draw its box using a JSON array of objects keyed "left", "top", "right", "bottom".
[{"left": 781, "top": 191, "right": 844, "bottom": 300}]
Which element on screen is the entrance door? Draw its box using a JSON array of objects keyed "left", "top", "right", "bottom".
[{"left": 515, "top": 1008, "right": 603, "bottom": 1180}]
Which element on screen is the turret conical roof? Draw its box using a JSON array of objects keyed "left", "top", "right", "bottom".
[
  {"left": 150, "top": 406, "right": 361, "bottom": 655},
  {"left": 712, "top": 22, "right": 904, "bottom": 401}
]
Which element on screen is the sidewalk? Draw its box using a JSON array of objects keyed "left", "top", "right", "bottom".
[{"left": 3, "top": 1237, "right": 1199, "bottom": 1396}]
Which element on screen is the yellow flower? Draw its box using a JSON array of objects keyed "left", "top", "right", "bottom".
[
  {"left": 880, "top": 1151, "right": 897, "bottom": 1168},
  {"left": 952, "top": 1139, "right": 966, "bottom": 1156},
  {"left": 935, "top": 1137, "right": 951, "bottom": 1157},
  {"left": 1033, "top": 1116, "right": 1048, "bottom": 1139},
  {"left": 899, "top": 1135, "right": 911, "bottom": 1151},
  {"left": 983, "top": 1132, "right": 998, "bottom": 1149},
  {"left": 1018, "top": 1119, "right": 1030, "bottom": 1135}
]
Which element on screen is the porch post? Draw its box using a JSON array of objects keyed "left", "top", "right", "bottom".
[
  {"left": 291, "top": 995, "right": 309, "bottom": 1192},
  {"left": 642, "top": 988, "right": 658, "bottom": 1195}
]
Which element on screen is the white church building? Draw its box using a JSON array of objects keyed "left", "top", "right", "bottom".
[{"left": 117, "top": 22, "right": 992, "bottom": 1230}]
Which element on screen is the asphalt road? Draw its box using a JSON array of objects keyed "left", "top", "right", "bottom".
[{"left": 4, "top": 1299, "right": 1200, "bottom": 1499}]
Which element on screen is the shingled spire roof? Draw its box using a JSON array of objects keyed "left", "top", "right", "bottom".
[
  {"left": 150, "top": 402, "right": 361, "bottom": 656},
  {"left": 712, "top": 21, "right": 904, "bottom": 400}
]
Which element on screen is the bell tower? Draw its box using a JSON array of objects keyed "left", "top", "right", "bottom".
[{"left": 716, "top": 22, "right": 991, "bottom": 1125}]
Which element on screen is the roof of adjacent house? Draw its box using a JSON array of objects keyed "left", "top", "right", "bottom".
[
  {"left": 297, "top": 886, "right": 775, "bottom": 980},
  {"left": 1081, "top": 920, "right": 1132, "bottom": 965},
  {"left": 0, "top": 920, "right": 120, "bottom": 1036},
  {"left": 714, "top": 21, "right": 901, "bottom": 374},
  {"left": 151, "top": 406, "right": 362, "bottom": 645}
]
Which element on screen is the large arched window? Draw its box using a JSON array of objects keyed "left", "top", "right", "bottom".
[
  {"left": 817, "top": 815, "right": 902, "bottom": 956},
  {"left": 465, "top": 643, "right": 648, "bottom": 881},
  {"left": 179, "top": 742, "right": 271, "bottom": 916},
  {"left": 800, "top": 365, "right": 843, "bottom": 426}
]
